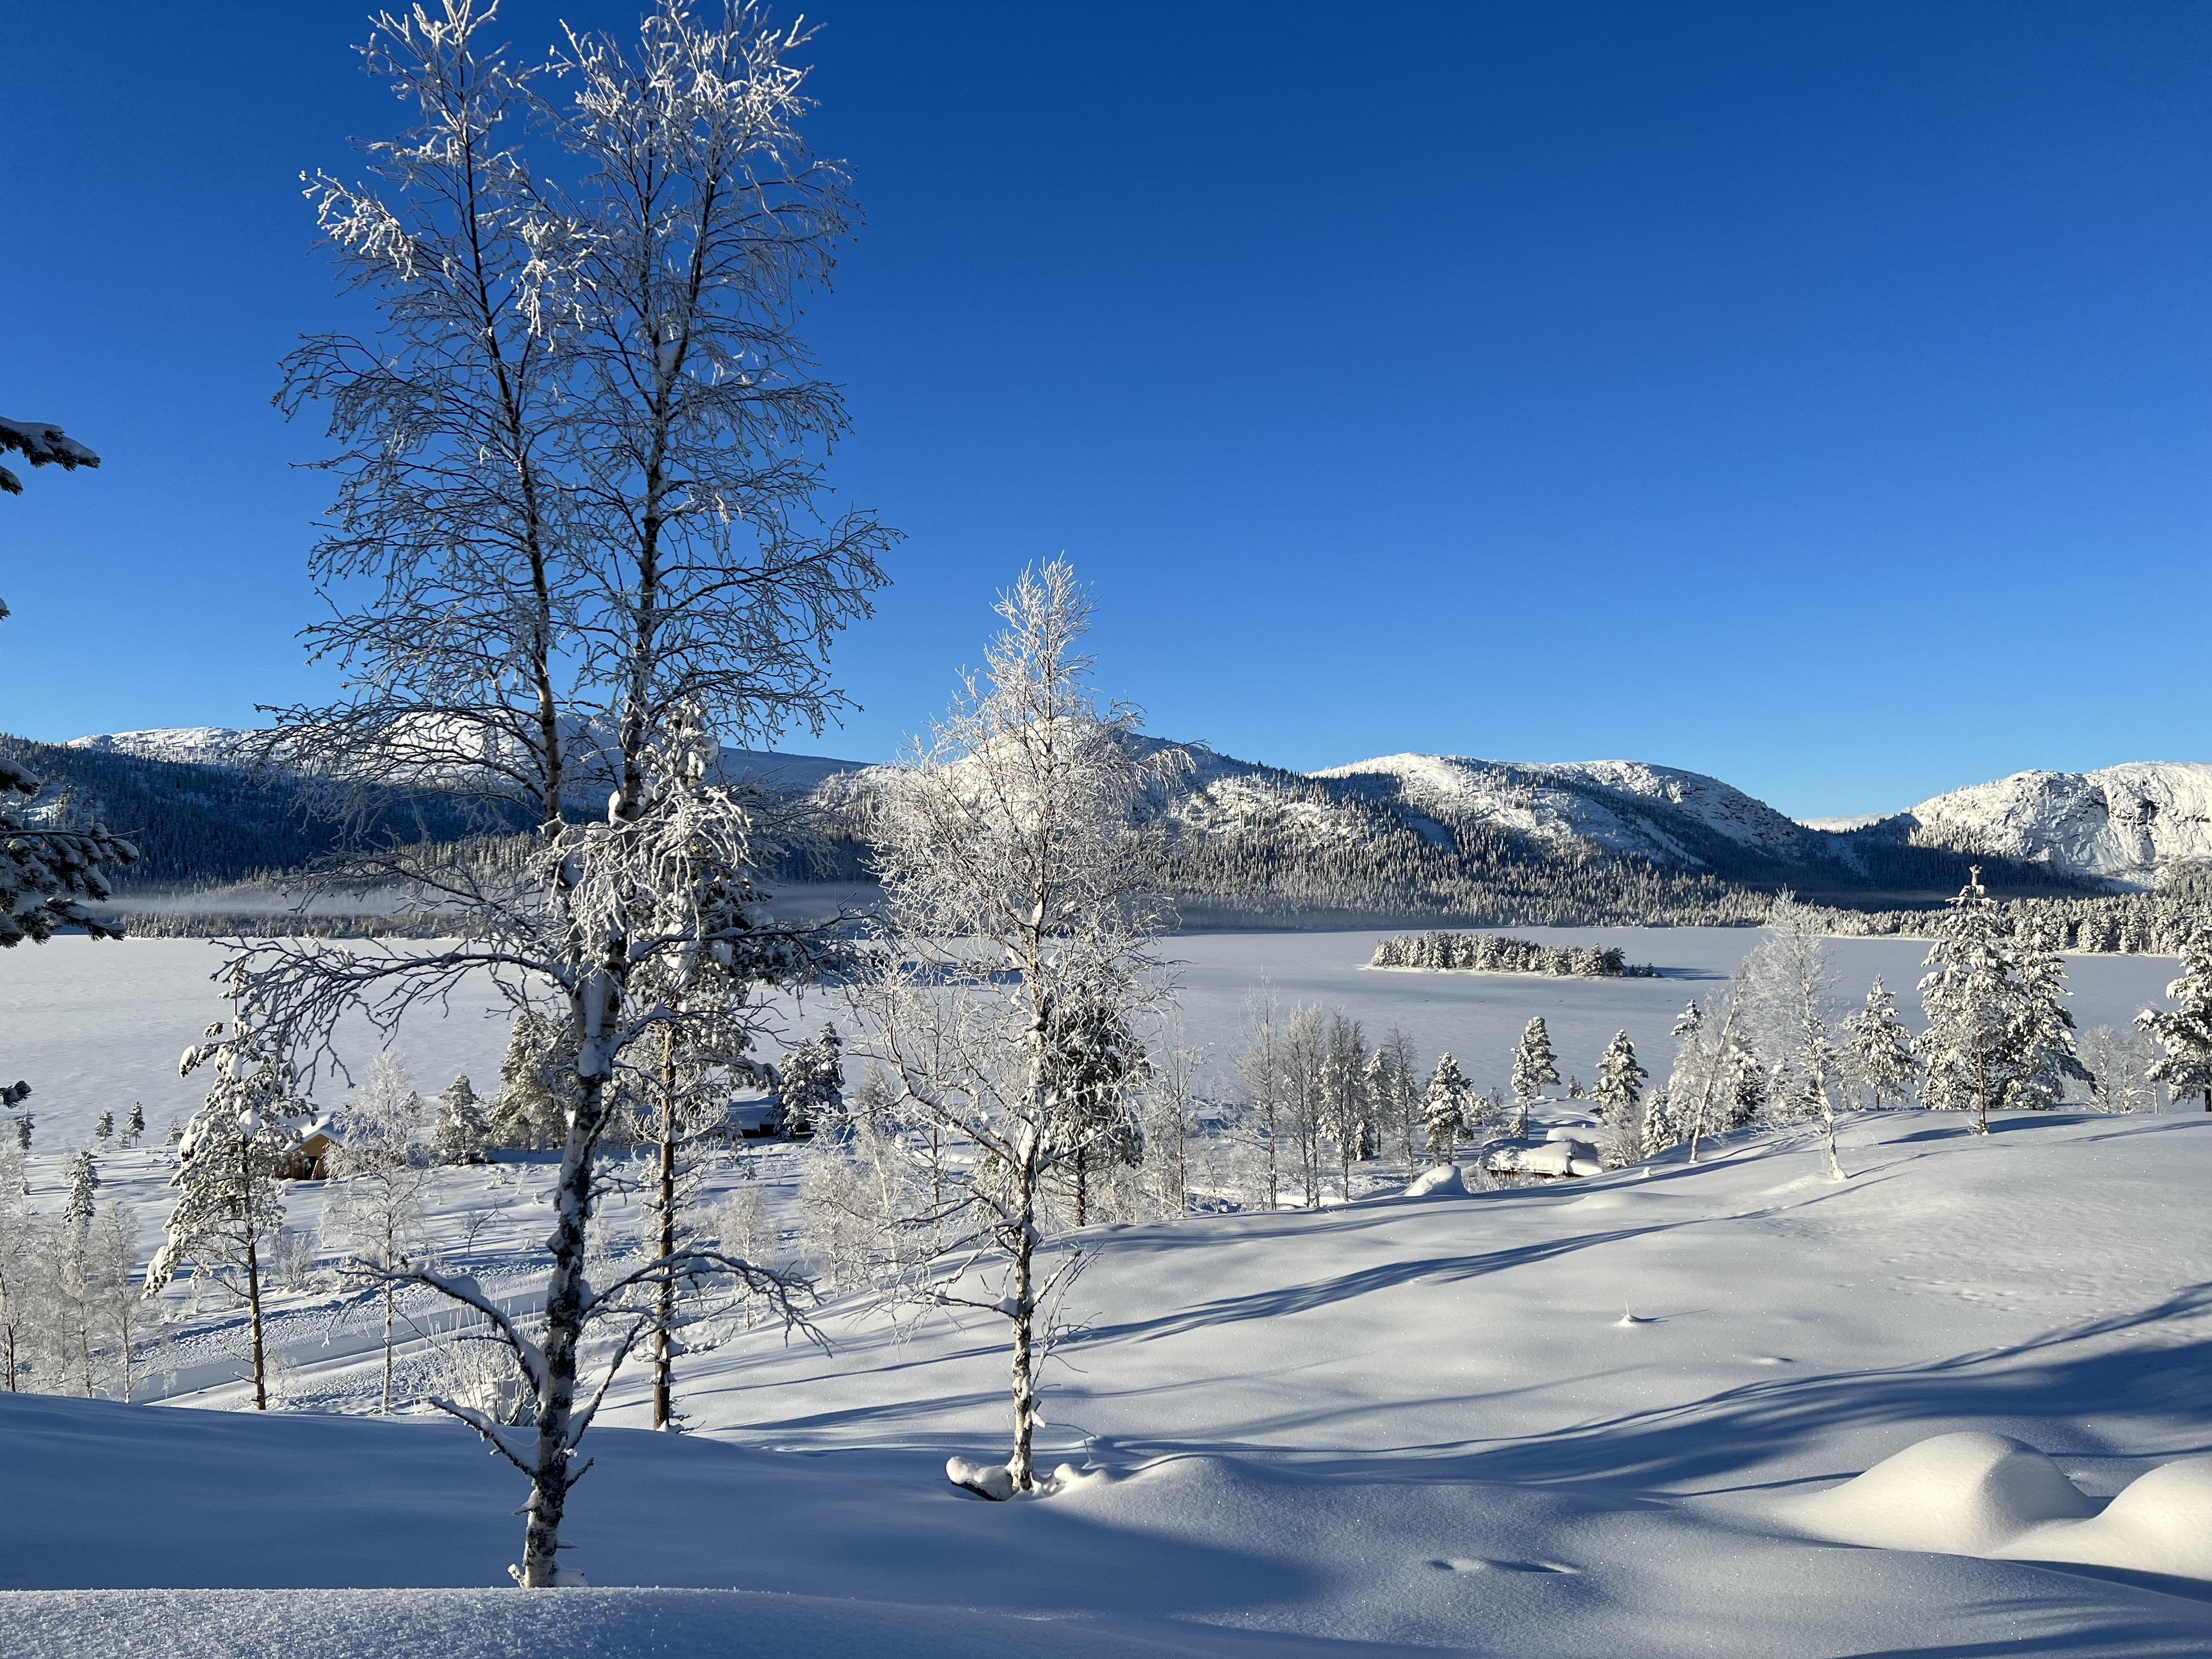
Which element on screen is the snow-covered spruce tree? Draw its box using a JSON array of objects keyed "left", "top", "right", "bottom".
[
  {"left": 0, "top": 419, "right": 99, "bottom": 498},
  {"left": 2004, "top": 926, "right": 2090, "bottom": 1110},
  {"left": 777, "top": 1024, "right": 844, "bottom": 1138},
  {"left": 267, "top": 0, "right": 893, "bottom": 826},
  {"left": 1421, "top": 1053, "right": 1470, "bottom": 1163},
  {"left": 1508, "top": 1017, "right": 1559, "bottom": 1138},
  {"left": 123, "top": 1104, "right": 144, "bottom": 1148},
  {"left": 491, "top": 1012, "right": 573, "bottom": 1150},
  {"left": 1917, "top": 868, "right": 2018, "bottom": 1133},
  {"left": 432, "top": 1075, "right": 490, "bottom": 1164},
  {"left": 1842, "top": 978, "right": 1918, "bottom": 1109},
  {"left": 2137, "top": 927, "right": 2212, "bottom": 1113},
  {"left": 321, "top": 1052, "right": 435, "bottom": 1414},
  {"left": 228, "top": 712, "right": 817, "bottom": 1584},
  {"left": 63, "top": 1150, "right": 99, "bottom": 1227},
  {"left": 1739, "top": 893, "right": 1846, "bottom": 1180},
  {"left": 862, "top": 561, "right": 1174, "bottom": 1499},
  {"left": 1594, "top": 1031, "right": 1647, "bottom": 1169},
  {"left": 147, "top": 999, "right": 312, "bottom": 1411}
]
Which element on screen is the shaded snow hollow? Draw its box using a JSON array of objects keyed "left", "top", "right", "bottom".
[{"left": 3, "top": 1111, "right": 2210, "bottom": 1656}]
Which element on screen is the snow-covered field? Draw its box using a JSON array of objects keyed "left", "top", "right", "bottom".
[{"left": 2, "top": 929, "right": 2207, "bottom": 1656}]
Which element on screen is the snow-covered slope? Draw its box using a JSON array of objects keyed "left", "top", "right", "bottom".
[
  {"left": 1901, "top": 761, "right": 2212, "bottom": 888},
  {"left": 3, "top": 1109, "right": 2209, "bottom": 1657},
  {"left": 1311, "top": 753, "right": 1819, "bottom": 870}
]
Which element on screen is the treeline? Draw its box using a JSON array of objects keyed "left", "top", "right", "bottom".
[
  {"left": 0, "top": 735, "right": 528, "bottom": 887},
  {"left": 1815, "top": 880, "right": 2212, "bottom": 955},
  {"left": 1369, "top": 932, "right": 1656, "bottom": 977}
]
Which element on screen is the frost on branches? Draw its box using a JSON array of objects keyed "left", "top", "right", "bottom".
[
  {"left": 862, "top": 561, "right": 1175, "bottom": 1499},
  {"left": 147, "top": 998, "right": 312, "bottom": 1412},
  {"left": 1842, "top": 978, "right": 1919, "bottom": 1109},
  {"left": 228, "top": 709, "right": 819, "bottom": 1583},
  {"left": 1918, "top": 869, "right": 2086, "bottom": 1130},
  {"left": 1594, "top": 1031, "right": 1647, "bottom": 1169},
  {"left": 2137, "top": 928, "right": 2212, "bottom": 1113}
]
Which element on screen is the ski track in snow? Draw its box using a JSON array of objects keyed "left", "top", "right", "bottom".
[{"left": 1, "top": 933, "right": 2208, "bottom": 1655}]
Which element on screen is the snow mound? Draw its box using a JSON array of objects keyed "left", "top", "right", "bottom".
[
  {"left": 946, "top": 1457, "right": 1108, "bottom": 1500},
  {"left": 1775, "top": 1432, "right": 2096, "bottom": 1555},
  {"left": 1402, "top": 1164, "right": 1467, "bottom": 1198},
  {"left": 1494, "top": 1140, "right": 1603, "bottom": 1178},
  {"left": 1997, "top": 1457, "right": 2212, "bottom": 1580}
]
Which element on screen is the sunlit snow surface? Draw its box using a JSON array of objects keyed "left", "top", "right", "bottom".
[{"left": 1, "top": 932, "right": 2208, "bottom": 1656}]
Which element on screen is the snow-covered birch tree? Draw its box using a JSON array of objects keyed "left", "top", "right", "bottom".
[
  {"left": 321, "top": 1053, "right": 435, "bottom": 1414},
  {"left": 1740, "top": 892, "right": 1846, "bottom": 1180},
  {"left": 861, "top": 561, "right": 1174, "bottom": 1499}
]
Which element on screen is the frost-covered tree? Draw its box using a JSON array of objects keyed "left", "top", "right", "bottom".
[
  {"left": 1381, "top": 1025, "right": 1421, "bottom": 1166},
  {"left": 777, "top": 1024, "right": 844, "bottom": 1138},
  {"left": 1918, "top": 868, "right": 2019, "bottom": 1133},
  {"left": 1594, "top": 1031, "right": 1647, "bottom": 1169},
  {"left": 1139, "top": 1023, "right": 1203, "bottom": 1221},
  {"left": 0, "top": 1137, "right": 33, "bottom": 1390},
  {"left": 2005, "top": 926, "right": 2090, "bottom": 1110},
  {"left": 322, "top": 1053, "right": 435, "bottom": 1413},
  {"left": 1740, "top": 893, "right": 1846, "bottom": 1180},
  {"left": 227, "top": 710, "right": 815, "bottom": 1581},
  {"left": 63, "top": 1151, "right": 99, "bottom": 1228},
  {"left": 490, "top": 1012, "right": 573, "bottom": 1150},
  {"left": 2137, "top": 928, "right": 2212, "bottom": 1114},
  {"left": 1321, "top": 1011, "right": 1370, "bottom": 1200},
  {"left": 267, "top": 0, "right": 893, "bottom": 827},
  {"left": 1421, "top": 1053, "right": 1470, "bottom": 1163},
  {"left": 862, "top": 561, "right": 1174, "bottom": 1498},
  {"left": 432, "top": 1075, "right": 489, "bottom": 1164},
  {"left": 1842, "top": 978, "right": 1918, "bottom": 1109},
  {"left": 1238, "top": 985, "right": 1285, "bottom": 1211},
  {"left": 1282, "top": 1005, "right": 1327, "bottom": 1207},
  {"left": 122, "top": 1104, "right": 144, "bottom": 1148},
  {"left": 92, "top": 1114, "right": 113, "bottom": 1146},
  {"left": 147, "top": 1001, "right": 311, "bottom": 1411},
  {"left": 1508, "top": 1017, "right": 1559, "bottom": 1138}
]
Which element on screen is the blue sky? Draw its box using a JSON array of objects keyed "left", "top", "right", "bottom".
[{"left": 2, "top": 2, "right": 2205, "bottom": 818}]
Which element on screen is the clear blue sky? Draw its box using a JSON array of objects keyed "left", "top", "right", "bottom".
[{"left": 3, "top": 2, "right": 2205, "bottom": 818}]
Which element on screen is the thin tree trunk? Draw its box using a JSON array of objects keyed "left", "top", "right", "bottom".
[
  {"left": 1006, "top": 1172, "right": 1037, "bottom": 1494},
  {"left": 244, "top": 1207, "right": 267, "bottom": 1412},
  {"left": 381, "top": 1277, "right": 394, "bottom": 1414},
  {"left": 519, "top": 1064, "right": 608, "bottom": 1585},
  {"left": 652, "top": 1027, "right": 678, "bottom": 1431}
]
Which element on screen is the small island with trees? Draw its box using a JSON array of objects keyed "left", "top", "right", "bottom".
[{"left": 1368, "top": 931, "right": 1659, "bottom": 978}]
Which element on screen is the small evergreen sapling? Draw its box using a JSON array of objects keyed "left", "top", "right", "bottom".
[
  {"left": 1594, "top": 1031, "right": 1647, "bottom": 1169},
  {"left": 1842, "top": 978, "right": 1918, "bottom": 1109},
  {"left": 122, "top": 1104, "right": 144, "bottom": 1147}
]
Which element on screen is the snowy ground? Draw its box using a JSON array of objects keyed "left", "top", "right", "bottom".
[{"left": 1, "top": 929, "right": 2207, "bottom": 1655}]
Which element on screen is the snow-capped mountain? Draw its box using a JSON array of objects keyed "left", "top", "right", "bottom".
[
  {"left": 1310, "top": 754, "right": 1818, "bottom": 871},
  {"left": 1893, "top": 762, "right": 2212, "bottom": 888}
]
